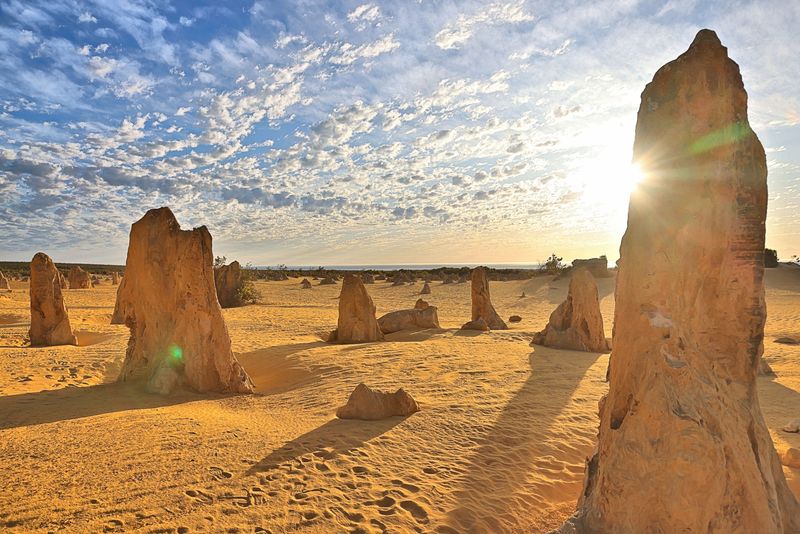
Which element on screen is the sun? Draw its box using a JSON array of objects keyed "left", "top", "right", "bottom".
[{"left": 570, "top": 153, "right": 645, "bottom": 204}]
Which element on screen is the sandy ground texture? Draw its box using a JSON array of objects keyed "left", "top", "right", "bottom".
[{"left": 1, "top": 266, "right": 798, "bottom": 533}]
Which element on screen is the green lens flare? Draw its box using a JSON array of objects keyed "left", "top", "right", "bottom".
[
  {"left": 167, "top": 344, "right": 184, "bottom": 367},
  {"left": 689, "top": 121, "right": 750, "bottom": 155}
]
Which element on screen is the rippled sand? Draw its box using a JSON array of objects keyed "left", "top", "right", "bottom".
[{"left": 1, "top": 266, "right": 798, "bottom": 532}]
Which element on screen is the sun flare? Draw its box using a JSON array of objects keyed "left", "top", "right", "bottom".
[{"left": 571, "top": 153, "right": 646, "bottom": 205}]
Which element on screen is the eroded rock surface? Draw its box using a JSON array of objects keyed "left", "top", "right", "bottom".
[
  {"left": 214, "top": 260, "right": 243, "bottom": 308},
  {"left": 470, "top": 267, "right": 507, "bottom": 330},
  {"left": 559, "top": 30, "right": 800, "bottom": 532},
  {"left": 531, "top": 268, "right": 609, "bottom": 352},
  {"left": 336, "top": 383, "right": 420, "bottom": 420},
  {"left": 377, "top": 306, "right": 440, "bottom": 334},
  {"left": 29, "top": 253, "right": 77, "bottom": 346},
  {"left": 115, "top": 207, "right": 253, "bottom": 394},
  {"left": 68, "top": 266, "right": 92, "bottom": 289},
  {"left": 328, "top": 274, "right": 384, "bottom": 343}
]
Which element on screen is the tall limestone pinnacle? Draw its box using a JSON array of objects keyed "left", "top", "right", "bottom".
[
  {"left": 558, "top": 29, "right": 800, "bottom": 532},
  {"left": 115, "top": 207, "right": 254, "bottom": 394}
]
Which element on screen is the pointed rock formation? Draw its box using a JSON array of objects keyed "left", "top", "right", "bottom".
[
  {"left": 68, "top": 266, "right": 92, "bottom": 289},
  {"left": 29, "top": 253, "right": 77, "bottom": 346},
  {"left": 214, "top": 260, "right": 243, "bottom": 308},
  {"left": 114, "top": 207, "right": 253, "bottom": 394},
  {"left": 559, "top": 30, "right": 800, "bottom": 532},
  {"left": 328, "top": 274, "right": 384, "bottom": 343},
  {"left": 420, "top": 282, "right": 431, "bottom": 294},
  {"left": 0, "top": 270, "right": 9, "bottom": 290},
  {"left": 336, "top": 383, "right": 420, "bottom": 420},
  {"left": 377, "top": 306, "right": 440, "bottom": 334},
  {"left": 414, "top": 298, "right": 429, "bottom": 310},
  {"left": 470, "top": 267, "right": 507, "bottom": 330},
  {"left": 320, "top": 276, "right": 336, "bottom": 285},
  {"left": 300, "top": 278, "right": 312, "bottom": 289},
  {"left": 362, "top": 273, "right": 375, "bottom": 284},
  {"left": 57, "top": 270, "right": 68, "bottom": 290},
  {"left": 111, "top": 272, "right": 120, "bottom": 285},
  {"left": 531, "top": 268, "right": 609, "bottom": 352}
]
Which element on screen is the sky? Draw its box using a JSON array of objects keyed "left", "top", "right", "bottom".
[{"left": 0, "top": 0, "right": 798, "bottom": 267}]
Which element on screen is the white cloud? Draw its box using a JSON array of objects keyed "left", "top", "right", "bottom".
[
  {"left": 78, "top": 12, "right": 97, "bottom": 24},
  {"left": 330, "top": 34, "right": 400, "bottom": 65},
  {"left": 435, "top": 1, "right": 534, "bottom": 50}
]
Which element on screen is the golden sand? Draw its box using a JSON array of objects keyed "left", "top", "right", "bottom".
[{"left": 1, "top": 267, "right": 798, "bottom": 532}]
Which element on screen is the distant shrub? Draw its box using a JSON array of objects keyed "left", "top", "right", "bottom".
[
  {"left": 765, "top": 248, "right": 779, "bottom": 268},
  {"left": 542, "top": 253, "right": 566, "bottom": 275},
  {"left": 236, "top": 263, "right": 261, "bottom": 304}
]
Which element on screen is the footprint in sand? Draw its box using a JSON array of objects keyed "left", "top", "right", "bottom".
[
  {"left": 185, "top": 489, "right": 214, "bottom": 504},
  {"left": 102, "top": 518, "right": 123, "bottom": 532},
  {"left": 209, "top": 466, "right": 233, "bottom": 481},
  {"left": 399, "top": 500, "right": 429, "bottom": 523},
  {"left": 391, "top": 479, "right": 420, "bottom": 493},
  {"left": 351, "top": 466, "right": 369, "bottom": 475}
]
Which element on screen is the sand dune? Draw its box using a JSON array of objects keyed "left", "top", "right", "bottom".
[{"left": 0, "top": 268, "right": 798, "bottom": 532}]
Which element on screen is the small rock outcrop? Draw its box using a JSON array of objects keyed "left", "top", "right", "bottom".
[
  {"left": 362, "top": 273, "right": 375, "bottom": 284},
  {"left": 377, "top": 306, "right": 440, "bottom": 334},
  {"left": 57, "top": 270, "right": 68, "bottom": 289},
  {"left": 783, "top": 419, "right": 800, "bottom": 433},
  {"left": 558, "top": 30, "right": 800, "bottom": 532},
  {"left": 111, "top": 272, "right": 120, "bottom": 285},
  {"left": 531, "top": 268, "right": 609, "bottom": 352},
  {"left": 68, "top": 266, "right": 92, "bottom": 289},
  {"left": 29, "top": 253, "right": 77, "bottom": 346},
  {"left": 775, "top": 337, "right": 799, "bottom": 345},
  {"left": 414, "top": 299, "right": 429, "bottom": 309},
  {"left": 781, "top": 448, "right": 800, "bottom": 468},
  {"left": 509, "top": 315, "right": 522, "bottom": 323},
  {"left": 0, "top": 271, "right": 9, "bottom": 290},
  {"left": 336, "top": 383, "right": 420, "bottom": 420},
  {"left": 460, "top": 318, "right": 489, "bottom": 331},
  {"left": 571, "top": 256, "right": 611, "bottom": 278},
  {"left": 420, "top": 282, "right": 431, "bottom": 294},
  {"left": 114, "top": 207, "right": 253, "bottom": 394},
  {"left": 214, "top": 260, "right": 244, "bottom": 308},
  {"left": 320, "top": 277, "right": 337, "bottom": 285},
  {"left": 300, "top": 278, "right": 312, "bottom": 289},
  {"left": 469, "top": 267, "right": 507, "bottom": 330},
  {"left": 328, "top": 274, "right": 384, "bottom": 343}
]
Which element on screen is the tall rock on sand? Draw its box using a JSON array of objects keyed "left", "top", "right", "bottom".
[
  {"left": 214, "top": 260, "right": 243, "bottom": 308},
  {"left": 29, "top": 253, "right": 77, "bottom": 346},
  {"left": 531, "top": 268, "right": 609, "bottom": 352},
  {"left": 470, "top": 267, "right": 507, "bottom": 330},
  {"left": 68, "top": 266, "right": 92, "bottom": 289},
  {"left": 0, "top": 270, "right": 9, "bottom": 290},
  {"left": 558, "top": 30, "right": 800, "bottom": 532},
  {"left": 115, "top": 207, "right": 253, "bottom": 394},
  {"left": 328, "top": 274, "right": 384, "bottom": 343}
]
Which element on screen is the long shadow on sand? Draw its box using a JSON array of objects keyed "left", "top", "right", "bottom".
[
  {"left": 448, "top": 346, "right": 602, "bottom": 532},
  {"left": 0, "top": 383, "right": 204, "bottom": 430},
  {"left": 246, "top": 416, "right": 406, "bottom": 475}
]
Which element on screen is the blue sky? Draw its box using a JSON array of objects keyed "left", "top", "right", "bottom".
[{"left": 0, "top": 0, "right": 798, "bottom": 266}]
